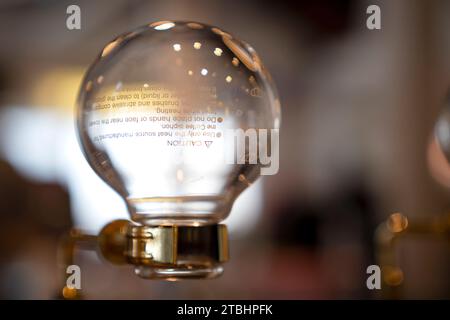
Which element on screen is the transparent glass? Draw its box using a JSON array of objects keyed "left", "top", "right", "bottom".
[
  {"left": 76, "top": 21, "right": 280, "bottom": 226},
  {"left": 435, "top": 94, "right": 450, "bottom": 162}
]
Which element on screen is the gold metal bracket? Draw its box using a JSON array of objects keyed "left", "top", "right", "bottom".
[
  {"left": 59, "top": 220, "right": 229, "bottom": 297},
  {"left": 96, "top": 221, "right": 229, "bottom": 266}
]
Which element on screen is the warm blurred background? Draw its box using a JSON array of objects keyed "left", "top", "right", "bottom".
[{"left": 0, "top": 0, "right": 449, "bottom": 299}]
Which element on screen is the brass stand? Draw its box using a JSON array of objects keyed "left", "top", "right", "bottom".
[
  {"left": 375, "top": 212, "right": 450, "bottom": 299},
  {"left": 58, "top": 220, "right": 229, "bottom": 299},
  {"left": 58, "top": 229, "right": 97, "bottom": 299}
]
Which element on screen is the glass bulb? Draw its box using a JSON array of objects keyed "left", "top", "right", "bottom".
[
  {"left": 435, "top": 94, "right": 450, "bottom": 162},
  {"left": 76, "top": 21, "right": 280, "bottom": 227}
]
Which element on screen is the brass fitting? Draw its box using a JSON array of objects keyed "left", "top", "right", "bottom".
[
  {"left": 97, "top": 221, "right": 229, "bottom": 267},
  {"left": 59, "top": 220, "right": 229, "bottom": 297}
]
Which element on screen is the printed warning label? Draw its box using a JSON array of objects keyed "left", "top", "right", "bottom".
[{"left": 85, "top": 83, "right": 224, "bottom": 147}]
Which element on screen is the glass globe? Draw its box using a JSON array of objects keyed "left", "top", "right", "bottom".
[
  {"left": 435, "top": 94, "right": 450, "bottom": 162},
  {"left": 76, "top": 21, "right": 280, "bottom": 227}
]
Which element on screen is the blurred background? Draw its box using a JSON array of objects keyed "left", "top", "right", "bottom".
[{"left": 0, "top": 0, "right": 449, "bottom": 299}]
